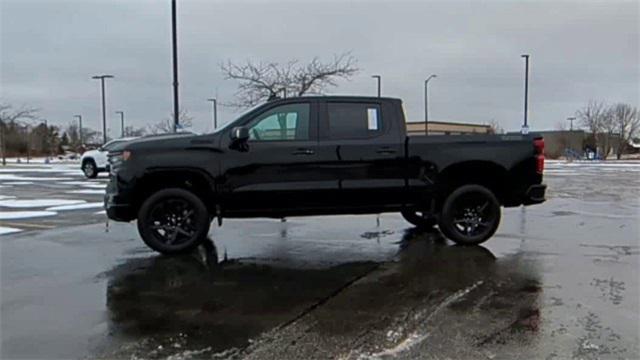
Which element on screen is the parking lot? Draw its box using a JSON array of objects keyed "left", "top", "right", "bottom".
[{"left": 1, "top": 160, "right": 638, "bottom": 359}]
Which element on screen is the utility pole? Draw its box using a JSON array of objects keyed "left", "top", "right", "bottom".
[
  {"left": 116, "top": 111, "right": 125, "bottom": 137},
  {"left": 91, "top": 74, "right": 114, "bottom": 144},
  {"left": 207, "top": 98, "right": 218, "bottom": 130},
  {"left": 171, "top": 0, "right": 180, "bottom": 132},
  {"left": 74, "top": 115, "right": 83, "bottom": 145},
  {"left": 567, "top": 116, "right": 576, "bottom": 131},
  {"left": 371, "top": 75, "right": 381, "bottom": 97},
  {"left": 424, "top": 74, "right": 437, "bottom": 135},
  {"left": 0, "top": 119, "right": 5, "bottom": 165},
  {"left": 521, "top": 54, "right": 530, "bottom": 134}
]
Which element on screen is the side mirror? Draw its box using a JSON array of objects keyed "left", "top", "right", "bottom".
[{"left": 230, "top": 126, "right": 250, "bottom": 143}]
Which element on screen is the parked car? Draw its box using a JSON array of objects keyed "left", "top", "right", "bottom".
[
  {"left": 105, "top": 96, "right": 546, "bottom": 254},
  {"left": 80, "top": 138, "right": 137, "bottom": 178}
]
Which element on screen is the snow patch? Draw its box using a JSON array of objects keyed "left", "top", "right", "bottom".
[
  {"left": 0, "top": 199, "right": 86, "bottom": 208},
  {"left": 66, "top": 189, "right": 105, "bottom": 195},
  {"left": 46, "top": 202, "right": 103, "bottom": 211},
  {"left": 0, "top": 168, "right": 79, "bottom": 174},
  {"left": 0, "top": 174, "right": 73, "bottom": 181},
  {"left": 81, "top": 183, "right": 107, "bottom": 189},
  {"left": 0, "top": 211, "right": 57, "bottom": 220},
  {"left": 2, "top": 181, "right": 35, "bottom": 185},
  {"left": 0, "top": 226, "right": 22, "bottom": 235},
  {"left": 0, "top": 195, "right": 17, "bottom": 200}
]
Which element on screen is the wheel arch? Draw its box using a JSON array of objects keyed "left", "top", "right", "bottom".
[
  {"left": 132, "top": 168, "right": 216, "bottom": 214},
  {"left": 437, "top": 160, "right": 509, "bottom": 204}
]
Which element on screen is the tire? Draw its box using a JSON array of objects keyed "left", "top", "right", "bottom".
[
  {"left": 401, "top": 209, "right": 437, "bottom": 228},
  {"left": 82, "top": 159, "right": 98, "bottom": 178},
  {"left": 137, "top": 188, "right": 211, "bottom": 255},
  {"left": 438, "top": 184, "right": 501, "bottom": 245}
]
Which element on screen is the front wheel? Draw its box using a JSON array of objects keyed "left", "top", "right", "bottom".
[
  {"left": 137, "top": 188, "right": 211, "bottom": 255},
  {"left": 82, "top": 159, "right": 98, "bottom": 179},
  {"left": 438, "top": 184, "right": 501, "bottom": 245}
]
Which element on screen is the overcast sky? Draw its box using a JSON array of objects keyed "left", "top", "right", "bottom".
[{"left": 1, "top": 0, "right": 638, "bottom": 136}]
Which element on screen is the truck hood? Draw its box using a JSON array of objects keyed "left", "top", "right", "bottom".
[{"left": 123, "top": 133, "right": 217, "bottom": 152}]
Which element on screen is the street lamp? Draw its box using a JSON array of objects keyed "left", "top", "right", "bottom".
[
  {"left": 116, "top": 111, "right": 125, "bottom": 137},
  {"left": 91, "top": 74, "right": 114, "bottom": 144},
  {"left": 371, "top": 75, "right": 381, "bottom": 97},
  {"left": 567, "top": 116, "right": 576, "bottom": 131},
  {"left": 521, "top": 54, "right": 530, "bottom": 134},
  {"left": 424, "top": 74, "right": 437, "bottom": 135},
  {"left": 171, "top": 0, "right": 180, "bottom": 133},
  {"left": 74, "top": 115, "right": 83, "bottom": 145},
  {"left": 207, "top": 98, "right": 218, "bottom": 130}
]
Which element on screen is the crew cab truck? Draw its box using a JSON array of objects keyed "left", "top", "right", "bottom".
[{"left": 105, "top": 96, "right": 546, "bottom": 255}]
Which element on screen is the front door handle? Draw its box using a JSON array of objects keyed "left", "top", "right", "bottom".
[
  {"left": 292, "top": 148, "right": 315, "bottom": 155},
  {"left": 376, "top": 147, "right": 397, "bottom": 155}
]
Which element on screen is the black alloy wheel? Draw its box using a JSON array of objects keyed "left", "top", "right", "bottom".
[
  {"left": 137, "top": 188, "right": 210, "bottom": 255},
  {"left": 438, "top": 184, "right": 501, "bottom": 245}
]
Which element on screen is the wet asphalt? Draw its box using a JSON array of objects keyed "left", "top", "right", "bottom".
[{"left": 1, "top": 161, "right": 639, "bottom": 359}]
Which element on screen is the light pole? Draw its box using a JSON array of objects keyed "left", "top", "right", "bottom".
[
  {"left": 371, "top": 75, "right": 381, "bottom": 97},
  {"left": 567, "top": 116, "right": 576, "bottom": 131},
  {"left": 171, "top": 0, "right": 180, "bottom": 132},
  {"left": 116, "top": 111, "right": 125, "bottom": 137},
  {"left": 521, "top": 54, "right": 530, "bottom": 134},
  {"left": 91, "top": 74, "right": 114, "bottom": 144},
  {"left": 207, "top": 98, "right": 218, "bottom": 130},
  {"left": 74, "top": 115, "right": 83, "bottom": 145},
  {"left": 424, "top": 74, "right": 437, "bottom": 135}
]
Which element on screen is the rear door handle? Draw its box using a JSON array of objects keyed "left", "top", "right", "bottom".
[
  {"left": 376, "top": 147, "right": 397, "bottom": 155},
  {"left": 292, "top": 148, "right": 315, "bottom": 155}
]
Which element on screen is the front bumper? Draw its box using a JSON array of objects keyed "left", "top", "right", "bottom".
[
  {"left": 104, "top": 176, "right": 135, "bottom": 221},
  {"left": 523, "top": 184, "right": 547, "bottom": 205}
]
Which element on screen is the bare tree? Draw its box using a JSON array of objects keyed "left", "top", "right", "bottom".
[
  {"left": 487, "top": 119, "right": 504, "bottom": 134},
  {"left": 577, "top": 100, "right": 608, "bottom": 158},
  {"left": 0, "top": 104, "right": 39, "bottom": 165},
  {"left": 612, "top": 103, "right": 639, "bottom": 159},
  {"left": 221, "top": 52, "right": 359, "bottom": 108},
  {"left": 124, "top": 125, "right": 146, "bottom": 137},
  {"left": 148, "top": 109, "right": 193, "bottom": 134}
]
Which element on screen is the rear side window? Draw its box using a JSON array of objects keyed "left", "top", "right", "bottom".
[{"left": 327, "top": 102, "right": 382, "bottom": 140}]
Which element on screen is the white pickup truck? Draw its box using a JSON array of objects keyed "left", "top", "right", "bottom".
[{"left": 80, "top": 138, "right": 137, "bottom": 178}]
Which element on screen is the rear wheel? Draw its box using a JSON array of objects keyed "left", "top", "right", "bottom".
[
  {"left": 82, "top": 159, "right": 97, "bottom": 178},
  {"left": 137, "top": 188, "right": 211, "bottom": 255},
  {"left": 438, "top": 184, "right": 501, "bottom": 245},
  {"left": 401, "top": 210, "right": 437, "bottom": 228}
]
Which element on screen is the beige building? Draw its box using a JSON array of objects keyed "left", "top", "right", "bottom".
[{"left": 406, "top": 121, "right": 492, "bottom": 136}]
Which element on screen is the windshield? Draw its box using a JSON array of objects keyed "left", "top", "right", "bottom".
[
  {"left": 207, "top": 103, "right": 263, "bottom": 134},
  {"left": 102, "top": 140, "right": 122, "bottom": 151}
]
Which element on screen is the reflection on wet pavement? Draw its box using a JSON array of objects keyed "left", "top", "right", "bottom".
[{"left": 102, "top": 238, "right": 378, "bottom": 358}]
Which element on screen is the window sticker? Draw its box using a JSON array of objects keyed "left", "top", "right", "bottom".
[{"left": 367, "top": 108, "right": 379, "bottom": 130}]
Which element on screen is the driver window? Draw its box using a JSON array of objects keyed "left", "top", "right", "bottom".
[{"left": 248, "top": 103, "right": 310, "bottom": 141}]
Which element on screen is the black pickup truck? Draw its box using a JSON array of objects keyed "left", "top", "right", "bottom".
[{"left": 106, "top": 96, "right": 546, "bottom": 254}]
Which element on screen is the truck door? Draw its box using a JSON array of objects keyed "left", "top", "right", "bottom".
[
  {"left": 317, "top": 100, "right": 406, "bottom": 209},
  {"left": 220, "top": 100, "right": 333, "bottom": 213}
]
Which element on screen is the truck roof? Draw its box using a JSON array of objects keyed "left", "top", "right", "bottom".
[{"left": 267, "top": 95, "right": 402, "bottom": 103}]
